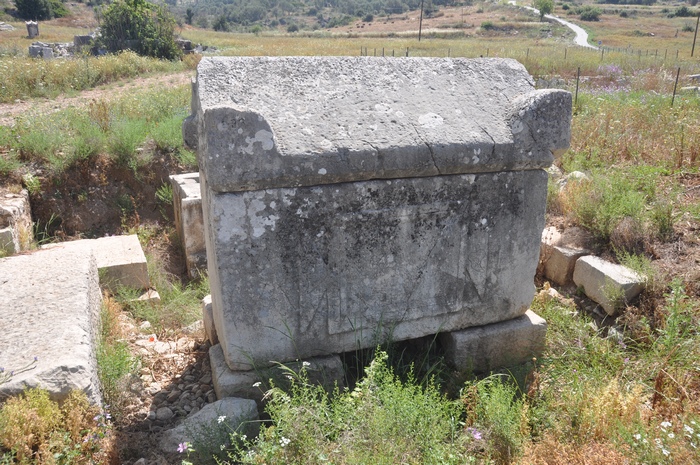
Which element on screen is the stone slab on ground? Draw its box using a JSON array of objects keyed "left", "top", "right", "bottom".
[
  {"left": 0, "top": 247, "right": 102, "bottom": 403},
  {"left": 0, "top": 189, "right": 33, "bottom": 256},
  {"left": 209, "top": 344, "right": 345, "bottom": 402},
  {"left": 44, "top": 234, "right": 149, "bottom": 290},
  {"left": 573, "top": 255, "right": 646, "bottom": 316},
  {"left": 170, "top": 173, "right": 206, "bottom": 278},
  {"left": 439, "top": 310, "right": 547, "bottom": 373},
  {"left": 159, "top": 397, "right": 258, "bottom": 454}
]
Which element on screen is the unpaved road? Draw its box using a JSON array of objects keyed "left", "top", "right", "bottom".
[
  {"left": 0, "top": 71, "right": 193, "bottom": 127},
  {"left": 510, "top": 1, "right": 598, "bottom": 49}
]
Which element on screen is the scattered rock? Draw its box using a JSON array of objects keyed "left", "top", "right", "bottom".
[
  {"left": 137, "top": 289, "right": 161, "bottom": 303},
  {"left": 156, "top": 406, "right": 175, "bottom": 421},
  {"left": 159, "top": 398, "right": 259, "bottom": 454},
  {"left": 573, "top": 255, "right": 646, "bottom": 316}
]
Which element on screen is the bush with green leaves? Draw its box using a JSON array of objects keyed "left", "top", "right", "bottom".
[
  {"left": 534, "top": 0, "right": 553, "bottom": 20},
  {"left": 14, "top": 0, "right": 67, "bottom": 20},
  {"left": 579, "top": 5, "right": 601, "bottom": 21},
  {"left": 98, "top": 0, "right": 182, "bottom": 60}
]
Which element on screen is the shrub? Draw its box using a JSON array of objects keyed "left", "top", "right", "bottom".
[
  {"left": 580, "top": 6, "right": 601, "bottom": 20},
  {"left": 0, "top": 389, "right": 110, "bottom": 464},
  {"left": 481, "top": 20, "right": 495, "bottom": 30},
  {"left": 674, "top": 5, "right": 695, "bottom": 17},
  {"left": 286, "top": 23, "right": 299, "bottom": 32},
  {"left": 14, "top": 0, "right": 67, "bottom": 20},
  {"left": 98, "top": 0, "right": 182, "bottom": 60},
  {"left": 212, "top": 15, "right": 229, "bottom": 31},
  {"left": 363, "top": 13, "right": 374, "bottom": 22}
]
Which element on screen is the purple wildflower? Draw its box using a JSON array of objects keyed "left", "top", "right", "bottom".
[
  {"left": 467, "top": 427, "right": 483, "bottom": 440},
  {"left": 177, "top": 442, "right": 189, "bottom": 453}
]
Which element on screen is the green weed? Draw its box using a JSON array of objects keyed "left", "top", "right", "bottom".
[
  {"left": 223, "top": 350, "right": 473, "bottom": 465},
  {"left": 96, "top": 296, "right": 139, "bottom": 416},
  {"left": 108, "top": 118, "right": 150, "bottom": 167}
]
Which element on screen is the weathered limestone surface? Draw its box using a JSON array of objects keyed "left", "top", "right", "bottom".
[
  {"left": 186, "top": 57, "right": 571, "bottom": 192},
  {"left": 573, "top": 255, "right": 645, "bottom": 315},
  {"left": 209, "top": 344, "right": 344, "bottom": 401},
  {"left": 159, "top": 397, "right": 258, "bottom": 453},
  {"left": 206, "top": 171, "right": 548, "bottom": 369},
  {"left": 0, "top": 190, "right": 33, "bottom": 256},
  {"left": 0, "top": 247, "right": 102, "bottom": 403},
  {"left": 188, "top": 57, "right": 571, "bottom": 371},
  {"left": 440, "top": 310, "right": 547, "bottom": 373},
  {"left": 201, "top": 295, "right": 218, "bottom": 345},
  {"left": 540, "top": 226, "right": 590, "bottom": 286},
  {"left": 44, "top": 234, "right": 149, "bottom": 290},
  {"left": 170, "top": 173, "right": 206, "bottom": 278}
]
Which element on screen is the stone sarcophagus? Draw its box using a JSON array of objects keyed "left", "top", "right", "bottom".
[{"left": 185, "top": 56, "right": 571, "bottom": 372}]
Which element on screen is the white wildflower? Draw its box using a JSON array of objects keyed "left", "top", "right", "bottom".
[
  {"left": 662, "top": 448, "right": 670, "bottom": 457},
  {"left": 302, "top": 361, "right": 311, "bottom": 368},
  {"left": 685, "top": 425, "right": 695, "bottom": 434},
  {"left": 217, "top": 415, "right": 226, "bottom": 424},
  {"left": 279, "top": 436, "right": 291, "bottom": 447},
  {"left": 633, "top": 433, "right": 642, "bottom": 441},
  {"left": 253, "top": 381, "right": 262, "bottom": 387},
  {"left": 661, "top": 421, "right": 672, "bottom": 429},
  {"left": 668, "top": 432, "right": 675, "bottom": 439}
]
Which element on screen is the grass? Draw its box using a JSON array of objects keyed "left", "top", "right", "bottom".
[
  {"left": 111, "top": 223, "right": 210, "bottom": 333},
  {"left": 0, "top": 51, "right": 195, "bottom": 103},
  {"left": 3, "top": 84, "right": 196, "bottom": 179}
]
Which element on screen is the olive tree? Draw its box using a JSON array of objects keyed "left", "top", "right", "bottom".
[
  {"left": 534, "top": 0, "right": 553, "bottom": 20},
  {"left": 98, "top": 0, "right": 182, "bottom": 60}
]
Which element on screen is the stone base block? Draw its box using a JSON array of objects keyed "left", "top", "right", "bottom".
[
  {"left": 210, "top": 344, "right": 345, "bottom": 401},
  {"left": 202, "top": 295, "right": 218, "bottom": 345},
  {"left": 543, "top": 245, "right": 588, "bottom": 286},
  {"left": 0, "top": 247, "right": 102, "bottom": 404},
  {"left": 44, "top": 234, "right": 149, "bottom": 290},
  {"left": 573, "top": 255, "right": 645, "bottom": 316},
  {"left": 539, "top": 226, "right": 589, "bottom": 286},
  {"left": 439, "top": 310, "right": 547, "bottom": 373},
  {"left": 0, "top": 189, "right": 33, "bottom": 256},
  {"left": 0, "top": 227, "right": 14, "bottom": 255},
  {"left": 170, "top": 173, "right": 206, "bottom": 279}
]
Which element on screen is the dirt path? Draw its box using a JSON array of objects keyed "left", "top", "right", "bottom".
[{"left": 0, "top": 71, "right": 193, "bottom": 127}]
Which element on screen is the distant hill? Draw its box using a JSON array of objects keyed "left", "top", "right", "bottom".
[{"left": 169, "top": 0, "right": 468, "bottom": 32}]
